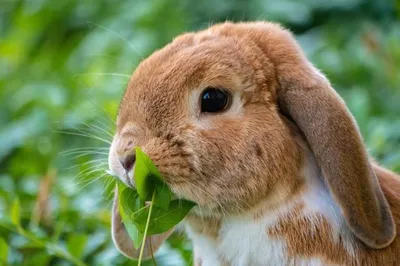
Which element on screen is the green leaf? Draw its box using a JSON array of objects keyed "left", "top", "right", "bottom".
[
  {"left": 0, "top": 238, "right": 8, "bottom": 263},
  {"left": 0, "top": 216, "right": 15, "bottom": 231},
  {"left": 135, "top": 147, "right": 169, "bottom": 203},
  {"left": 115, "top": 147, "right": 196, "bottom": 254},
  {"left": 133, "top": 199, "right": 196, "bottom": 235},
  {"left": 67, "top": 234, "right": 88, "bottom": 259},
  {"left": 135, "top": 147, "right": 172, "bottom": 209},
  {"left": 119, "top": 183, "right": 141, "bottom": 217},
  {"left": 117, "top": 183, "right": 144, "bottom": 249},
  {"left": 10, "top": 198, "right": 21, "bottom": 226},
  {"left": 23, "top": 253, "right": 50, "bottom": 266},
  {"left": 134, "top": 146, "right": 155, "bottom": 201},
  {"left": 135, "top": 147, "right": 163, "bottom": 181},
  {"left": 154, "top": 181, "right": 172, "bottom": 210}
]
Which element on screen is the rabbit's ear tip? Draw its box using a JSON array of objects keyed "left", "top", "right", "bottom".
[
  {"left": 352, "top": 226, "right": 396, "bottom": 249},
  {"left": 346, "top": 194, "right": 396, "bottom": 249}
]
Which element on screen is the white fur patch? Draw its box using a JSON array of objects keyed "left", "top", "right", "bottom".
[{"left": 184, "top": 153, "right": 357, "bottom": 265}]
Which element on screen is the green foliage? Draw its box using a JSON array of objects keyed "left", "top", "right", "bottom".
[
  {"left": 133, "top": 200, "right": 196, "bottom": 236},
  {"left": 116, "top": 147, "right": 195, "bottom": 251},
  {"left": 0, "top": 238, "right": 8, "bottom": 264},
  {"left": 0, "top": 0, "right": 399, "bottom": 265},
  {"left": 134, "top": 147, "right": 172, "bottom": 207},
  {"left": 67, "top": 234, "right": 88, "bottom": 260},
  {"left": 10, "top": 199, "right": 21, "bottom": 227},
  {"left": 117, "top": 186, "right": 143, "bottom": 249}
]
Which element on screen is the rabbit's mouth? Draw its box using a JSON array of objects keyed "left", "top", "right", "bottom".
[
  {"left": 124, "top": 173, "right": 134, "bottom": 188},
  {"left": 125, "top": 167, "right": 135, "bottom": 187},
  {"left": 106, "top": 169, "right": 135, "bottom": 189}
]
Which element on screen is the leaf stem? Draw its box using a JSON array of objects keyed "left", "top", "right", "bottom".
[
  {"left": 132, "top": 204, "right": 150, "bottom": 215},
  {"left": 138, "top": 191, "right": 156, "bottom": 266}
]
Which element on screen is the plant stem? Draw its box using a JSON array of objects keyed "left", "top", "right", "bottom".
[{"left": 138, "top": 191, "right": 156, "bottom": 266}]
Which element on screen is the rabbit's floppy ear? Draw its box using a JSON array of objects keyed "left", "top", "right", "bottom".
[
  {"left": 213, "top": 22, "right": 396, "bottom": 248},
  {"left": 111, "top": 188, "right": 173, "bottom": 258}
]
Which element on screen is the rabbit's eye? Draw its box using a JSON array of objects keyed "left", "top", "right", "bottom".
[{"left": 200, "top": 88, "right": 230, "bottom": 113}]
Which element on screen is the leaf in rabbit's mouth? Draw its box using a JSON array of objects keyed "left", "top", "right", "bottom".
[{"left": 108, "top": 147, "right": 196, "bottom": 263}]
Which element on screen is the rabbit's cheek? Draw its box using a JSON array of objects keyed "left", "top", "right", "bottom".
[{"left": 138, "top": 135, "right": 194, "bottom": 184}]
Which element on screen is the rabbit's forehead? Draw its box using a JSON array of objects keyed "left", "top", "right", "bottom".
[{"left": 117, "top": 39, "right": 259, "bottom": 131}]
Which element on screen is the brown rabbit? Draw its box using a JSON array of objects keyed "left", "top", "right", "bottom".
[{"left": 108, "top": 21, "right": 400, "bottom": 265}]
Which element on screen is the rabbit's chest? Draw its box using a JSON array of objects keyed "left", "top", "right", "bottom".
[
  {"left": 187, "top": 218, "right": 286, "bottom": 266},
  {"left": 184, "top": 186, "right": 348, "bottom": 266},
  {"left": 185, "top": 215, "right": 327, "bottom": 266}
]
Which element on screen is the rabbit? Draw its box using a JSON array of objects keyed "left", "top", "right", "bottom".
[{"left": 108, "top": 21, "right": 400, "bottom": 265}]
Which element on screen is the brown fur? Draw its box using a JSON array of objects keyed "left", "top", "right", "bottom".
[
  {"left": 269, "top": 166, "right": 400, "bottom": 265},
  {"left": 109, "top": 21, "right": 400, "bottom": 262},
  {"left": 206, "top": 22, "right": 395, "bottom": 249},
  {"left": 186, "top": 214, "right": 221, "bottom": 239},
  {"left": 115, "top": 22, "right": 305, "bottom": 215}
]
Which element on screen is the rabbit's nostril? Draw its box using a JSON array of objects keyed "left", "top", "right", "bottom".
[
  {"left": 124, "top": 140, "right": 134, "bottom": 152},
  {"left": 120, "top": 153, "right": 136, "bottom": 172}
]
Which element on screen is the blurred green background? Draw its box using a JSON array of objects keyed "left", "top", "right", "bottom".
[{"left": 0, "top": 0, "right": 399, "bottom": 265}]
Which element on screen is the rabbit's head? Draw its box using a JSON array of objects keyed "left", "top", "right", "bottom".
[{"left": 109, "top": 22, "right": 395, "bottom": 251}]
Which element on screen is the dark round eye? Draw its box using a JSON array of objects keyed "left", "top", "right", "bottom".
[{"left": 200, "top": 88, "right": 230, "bottom": 113}]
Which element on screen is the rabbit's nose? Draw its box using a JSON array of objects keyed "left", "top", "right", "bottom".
[{"left": 119, "top": 152, "right": 136, "bottom": 172}]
